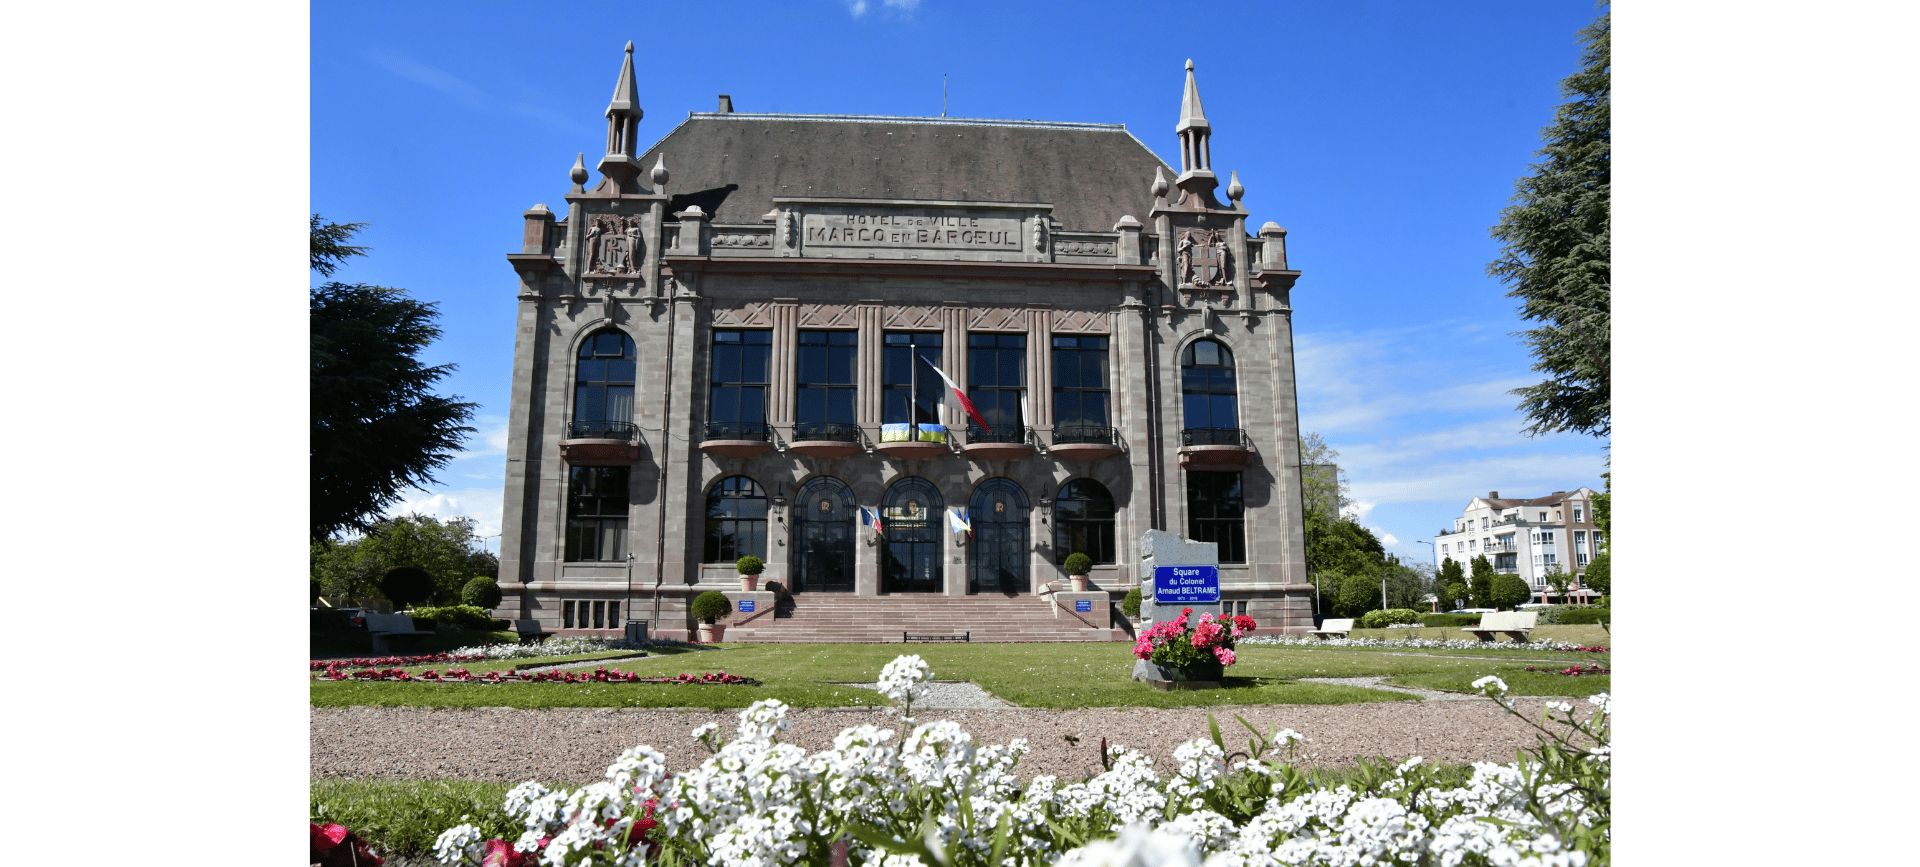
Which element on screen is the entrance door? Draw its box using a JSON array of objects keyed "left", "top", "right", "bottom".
[
  {"left": 881, "top": 477, "right": 943, "bottom": 593},
  {"left": 968, "top": 479, "right": 1030, "bottom": 594},
  {"left": 791, "top": 477, "right": 855, "bottom": 593}
]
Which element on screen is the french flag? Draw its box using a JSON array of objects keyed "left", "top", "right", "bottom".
[
  {"left": 917, "top": 354, "right": 991, "bottom": 434},
  {"left": 860, "top": 507, "right": 885, "bottom": 538}
]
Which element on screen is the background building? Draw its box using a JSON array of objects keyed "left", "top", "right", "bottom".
[
  {"left": 1436, "top": 488, "right": 1602, "bottom": 602},
  {"left": 497, "top": 48, "right": 1315, "bottom": 639}
]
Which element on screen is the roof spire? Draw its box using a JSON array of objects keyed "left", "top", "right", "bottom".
[
  {"left": 1176, "top": 58, "right": 1209, "bottom": 134},
  {"left": 596, "top": 42, "right": 645, "bottom": 193},
  {"left": 607, "top": 41, "right": 640, "bottom": 119}
]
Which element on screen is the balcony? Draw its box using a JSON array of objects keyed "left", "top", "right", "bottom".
[
  {"left": 1487, "top": 540, "right": 1517, "bottom": 553},
  {"left": 699, "top": 421, "right": 773, "bottom": 459},
  {"left": 1049, "top": 424, "right": 1121, "bottom": 461},
  {"left": 1178, "top": 427, "right": 1250, "bottom": 470},
  {"left": 875, "top": 423, "right": 951, "bottom": 460},
  {"left": 788, "top": 422, "right": 863, "bottom": 459},
  {"left": 961, "top": 424, "right": 1035, "bottom": 460},
  {"left": 559, "top": 420, "right": 644, "bottom": 466}
]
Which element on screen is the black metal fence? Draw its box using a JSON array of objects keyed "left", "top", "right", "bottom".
[
  {"left": 965, "top": 424, "right": 1029, "bottom": 444},
  {"left": 565, "top": 420, "right": 638, "bottom": 440},
  {"left": 1180, "top": 427, "right": 1246, "bottom": 446},
  {"left": 703, "top": 421, "right": 772, "bottom": 442},
  {"left": 792, "top": 422, "right": 862, "bottom": 443},
  {"left": 1052, "top": 424, "right": 1117, "bottom": 445}
]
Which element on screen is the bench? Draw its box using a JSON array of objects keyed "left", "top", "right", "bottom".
[
  {"left": 903, "top": 631, "right": 970, "bottom": 643},
  {"left": 514, "top": 619, "right": 554, "bottom": 645},
  {"left": 1311, "top": 618, "right": 1355, "bottom": 639},
  {"left": 1464, "top": 611, "right": 1538, "bottom": 642},
  {"left": 366, "top": 613, "right": 432, "bottom": 654}
]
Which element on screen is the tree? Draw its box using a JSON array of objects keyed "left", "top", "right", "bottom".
[
  {"left": 1333, "top": 571, "right": 1380, "bottom": 618},
  {"left": 311, "top": 213, "right": 369, "bottom": 276},
  {"left": 1444, "top": 582, "right": 1469, "bottom": 609},
  {"left": 1438, "top": 559, "right": 1465, "bottom": 594},
  {"left": 462, "top": 577, "right": 504, "bottom": 610},
  {"left": 1491, "top": 573, "right": 1533, "bottom": 610},
  {"left": 1582, "top": 552, "right": 1610, "bottom": 596},
  {"left": 1298, "top": 432, "right": 1352, "bottom": 521},
  {"left": 1468, "top": 555, "right": 1496, "bottom": 609},
  {"left": 1304, "top": 507, "right": 1386, "bottom": 578},
  {"left": 1488, "top": 8, "right": 1610, "bottom": 438},
  {"left": 311, "top": 216, "right": 476, "bottom": 540},
  {"left": 379, "top": 566, "right": 435, "bottom": 610},
  {"left": 311, "top": 514, "right": 496, "bottom": 603}
]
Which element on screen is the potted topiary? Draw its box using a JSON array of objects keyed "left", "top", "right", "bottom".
[
  {"left": 1122, "top": 587, "right": 1143, "bottom": 623},
  {"left": 735, "top": 555, "right": 765, "bottom": 592},
  {"left": 690, "top": 590, "right": 733, "bottom": 643},
  {"left": 1063, "top": 552, "right": 1093, "bottom": 592}
]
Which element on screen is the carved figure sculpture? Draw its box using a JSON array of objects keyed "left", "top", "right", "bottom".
[
  {"left": 599, "top": 218, "right": 631, "bottom": 273},
  {"left": 622, "top": 220, "right": 644, "bottom": 273},
  {"left": 1177, "top": 234, "right": 1194, "bottom": 286},
  {"left": 583, "top": 221, "right": 606, "bottom": 272}
]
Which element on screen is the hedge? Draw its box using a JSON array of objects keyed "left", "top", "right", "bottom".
[{"left": 1418, "top": 613, "right": 1481, "bottom": 627}]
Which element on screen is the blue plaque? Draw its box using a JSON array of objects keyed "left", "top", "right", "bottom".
[
  {"left": 739, "top": 600, "right": 755, "bottom": 613},
  {"left": 1152, "top": 565, "right": 1220, "bottom": 603},
  {"left": 1075, "top": 600, "right": 1092, "bottom": 612}
]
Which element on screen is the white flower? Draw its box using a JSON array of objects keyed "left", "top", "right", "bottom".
[
  {"left": 876, "top": 654, "right": 934, "bottom": 706},
  {"left": 1472, "top": 675, "right": 1509, "bottom": 693},
  {"left": 431, "top": 823, "right": 483, "bottom": 864},
  {"left": 692, "top": 722, "right": 719, "bottom": 740},
  {"left": 1056, "top": 823, "right": 1202, "bottom": 867}
]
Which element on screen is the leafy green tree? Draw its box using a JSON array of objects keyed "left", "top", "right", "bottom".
[
  {"left": 311, "top": 216, "right": 476, "bottom": 540},
  {"left": 1298, "top": 431, "right": 1351, "bottom": 521},
  {"left": 379, "top": 567, "right": 435, "bottom": 611},
  {"left": 462, "top": 577, "right": 504, "bottom": 610},
  {"left": 312, "top": 514, "right": 496, "bottom": 603},
  {"left": 1438, "top": 560, "right": 1465, "bottom": 598},
  {"left": 1582, "top": 551, "right": 1610, "bottom": 596},
  {"left": 1444, "top": 582, "right": 1469, "bottom": 609},
  {"left": 1333, "top": 571, "right": 1380, "bottom": 618},
  {"left": 1543, "top": 566, "right": 1572, "bottom": 601},
  {"left": 1468, "top": 555, "right": 1496, "bottom": 609},
  {"left": 1304, "top": 508, "right": 1387, "bottom": 578},
  {"left": 1491, "top": 573, "right": 1533, "bottom": 610},
  {"left": 1488, "top": 8, "right": 1610, "bottom": 438}
]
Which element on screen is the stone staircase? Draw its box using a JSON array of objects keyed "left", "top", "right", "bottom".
[{"left": 726, "top": 593, "right": 1129, "bottom": 643}]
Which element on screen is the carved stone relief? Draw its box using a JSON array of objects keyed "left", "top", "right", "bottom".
[
  {"left": 968, "top": 306, "right": 1026, "bottom": 331},
  {"left": 712, "top": 301, "right": 774, "bottom": 327},
  {"left": 713, "top": 232, "right": 773, "bottom": 249},
  {"left": 1176, "top": 228, "right": 1231, "bottom": 289},
  {"left": 584, "top": 214, "right": 646, "bottom": 275},
  {"left": 1050, "top": 309, "right": 1111, "bottom": 334},
  {"left": 782, "top": 211, "right": 797, "bottom": 248},
  {"left": 882, "top": 305, "right": 943, "bottom": 330},
  {"left": 796, "top": 303, "right": 857, "bottom": 328}
]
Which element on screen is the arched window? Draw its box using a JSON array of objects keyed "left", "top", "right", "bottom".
[
  {"left": 791, "top": 476, "right": 856, "bottom": 593},
  {"left": 1054, "top": 479, "right": 1115, "bottom": 565},
  {"left": 882, "top": 477, "right": 944, "bottom": 593},
  {"left": 704, "top": 476, "right": 768, "bottom": 563},
  {"left": 1181, "top": 339, "right": 1237, "bottom": 443},
  {"left": 574, "top": 330, "right": 637, "bottom": 438}
]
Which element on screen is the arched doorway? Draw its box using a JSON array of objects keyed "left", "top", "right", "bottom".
[
  {"left": 881, "top": 477, "right": 943, "bottom": 593},
  {"left": 968, "top": 479, "right": 1030, "bottom": 595},
  {"left": 790, "top": 477, "right": 855, "bottom": 593}
]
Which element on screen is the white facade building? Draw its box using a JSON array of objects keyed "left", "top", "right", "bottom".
[{"left": 1435, "top": 488, "right": 1602, "bottom": 602}]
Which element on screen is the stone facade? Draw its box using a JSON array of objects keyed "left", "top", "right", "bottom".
[{"left": 497, "top": 47, "right": 1313, "bottom": 639}]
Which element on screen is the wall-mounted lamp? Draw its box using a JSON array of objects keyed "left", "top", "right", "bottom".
[
  {"left": 1038, "top": 497, "right": 1053, "bottom": 525},
  {"left": 771, "top": 484, "right": 788, "bottom": 524}
]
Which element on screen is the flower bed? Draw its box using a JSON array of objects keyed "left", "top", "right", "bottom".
[
  {"left": 431, "top": 655, "right": 1609, "bottom": 867},
  {"left": 309, "top": 652, "right": 486, "bottom": 670},
  {"left": 1526, "top": 663, "right": 1612, "bottom": 676},
  {"left": 1133, "top": 609, "right": 1255, "bottom": 680},
  {"left": 312, "top": 665, "right": 759, "bottom": 685},
  {"left": 1241, "top": 634, "right": 1609, "bottom": 653},
  {"left": 440, "top": 637, "right": 704, "bottom": 661}
]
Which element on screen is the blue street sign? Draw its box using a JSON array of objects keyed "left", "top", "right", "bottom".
[
  {"left": 1152, "top": 565, "right": 1220, "bottom": 603},
  {"left": 1075, "top": 600, "right": 1092, "bottom": 612},
  {"left": 739, "top": 600, "right": 755, "bottom": 613}
]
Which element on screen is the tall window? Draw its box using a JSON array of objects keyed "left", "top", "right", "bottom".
[
  {"left": 1180, "top": 339, "right": 1238, "bottom": 441},
  {"left": 565, "top": 466, "right": 629, "bottom": 561},
  {"left": 1574, "top": 506, "right": 1584, "bottom": 523},
  {"left": 574, "top": 331, "right": 636, "bottom": 436},
  {"left": 796, "top": 331, "right": 857, "bottom": 438},
  {"left": 1051, "top": 336, "right": 1110, "bottom": 436},
  {"left": 967, "top": 333, "right": 1026, "bottom": 440},
  {"left": 1054, "top": 479, "right": 1115, "bottom": 565},
  {"left": 708, "top": 330, "right": 771, "bottom": 438},
  {"left": 704, "top": 476, "right": 768, "bottom": 563},
  {"left": 882, "top": 332, "right": 944, "bottom": 427},
  {"left": 1187, "top": 472, "right": 1245, "bottom": 563}
]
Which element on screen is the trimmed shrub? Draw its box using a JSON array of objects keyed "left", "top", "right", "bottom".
[
  {"left": 1334, "top": 572, "right": 1380, "bottom": 618},
  {"left": 460, "top": 577, "right": 503, "bottom": 610},
  {"left": 1490, "top": 573, "right": 1532, "bottom": 609},
  {"left": 1419, "top": 612, "right": 1481, "bottom": 627},
  {"left": 735, "top": 555, "right": 765, "bottom": 575},
  {"left": 379, "top": 567, "right": 435, "bottom": 610},
  {"left": 407, "top": 605, "right": 496, "bottom": 631},
  {"left": 691, "top": 591, "right": 732, "bottom": 623},
  {"left": 1558, "top": 607, "right": 1610, "bottom": 625},
  {"left": 1062, "top": 553, "right": 1093, "bottom": 576},
  {"left": 1121, "top": 587, "right": 1142, "bottom": 619},
  {"left": 1358, "top": 608, "right": 1423, "bottom": 629}
]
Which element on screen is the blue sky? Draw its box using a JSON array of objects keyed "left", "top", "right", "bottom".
[{"left": 312, "top": 0, "right": 1611, "bottom": 561}]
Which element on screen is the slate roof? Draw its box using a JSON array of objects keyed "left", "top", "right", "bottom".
[{"left": 634, "top": 113, "right": 1177, "bottom": 232}]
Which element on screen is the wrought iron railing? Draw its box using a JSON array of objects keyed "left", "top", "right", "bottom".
[
  {"left": 965, "top": 424, "right": 1029, "bottom": 445},
  {"left": 1052, "top": 424, "right": 1117, "bottom": 445},
  {"left": 791, "top": 422, "right": 862, "bottom": 443},
  {"left": 565, "top": 420, "right": 638, "bottom": 440},
  {"left": 703, "top": 421, "right": 771, "bottom": 442},
  {"left": 1180, "top": 427, "right": 1246, "bottom": 447}
]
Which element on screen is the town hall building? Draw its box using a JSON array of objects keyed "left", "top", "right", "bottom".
[{"left": 497, "top": 44, "right": 1315, "bottom": 640}]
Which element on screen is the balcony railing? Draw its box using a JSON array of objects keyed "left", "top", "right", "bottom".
[
  {"left": 791, "top": 422, "right": 861, "bottom": 443},
  {"left": 703, "top": 421, "right": 771, "bottom": 442},
  {"left": 1180, "top": 427, "right": 1247, "bottom": 447},
  {"left": 965, "top": 424, "right": 1029, "bottom": 444},
  {"left": 1052, "top": 424, "right": 1117, "bottom": 445},
  {"left": 565, "top": 420, "right": 637, "bottom": 440}
]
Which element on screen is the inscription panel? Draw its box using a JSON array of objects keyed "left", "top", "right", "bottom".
[{"left": 801, "top": 207, "right": 1026, "bottom": 252}]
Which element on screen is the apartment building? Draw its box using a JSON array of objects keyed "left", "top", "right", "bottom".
[{"left": 1435, "top": 488, "right": 1603, "bottom": 601}]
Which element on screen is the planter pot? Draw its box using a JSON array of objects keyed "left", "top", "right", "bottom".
[
  {"left": 1130, "top": 658, "right": 1224, "bottom": 690},
  {"left": 1070, "top": 574, "right": 1090, "bottom": 592},
  {"left": 699, "top": 623, "right": 727, "bottom": 643},
  {"left": 739, "top": 574, "right": 759, "bottom": 592}
]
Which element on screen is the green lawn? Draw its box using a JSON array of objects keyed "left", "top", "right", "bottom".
[
  {"left": 312, "top": 641, "right": 1618, "bottom": 709},
  {"left": 1345, "top": 624, "right": 1610, "bottom": 645}
]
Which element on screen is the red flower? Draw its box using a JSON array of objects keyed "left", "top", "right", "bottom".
[{"left": 481, "top": 838, "right": 530, "bottom": 867}]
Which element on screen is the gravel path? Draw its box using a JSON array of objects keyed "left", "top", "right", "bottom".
[{"left": 312, "top": 684, "right": 1586, "bottom": 785}]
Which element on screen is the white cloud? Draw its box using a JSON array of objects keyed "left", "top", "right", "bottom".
[
  {"left": 1377, "top": 532, "right": 1400, "bottom": 546},
  {"left": 384, "top": 486, "right": 505, "bottom": 554},
  {"left": 845, "top": 0, "right": 918, "bottom": 18},
  {"left": 845, "top": 0, "right": 870, "bottom": 16},
  {"left": 367, "top": 49, "right": 489, "bottom": 108},
  {"left": 460, "top": 415, "right": 510, "bottom": 459}
]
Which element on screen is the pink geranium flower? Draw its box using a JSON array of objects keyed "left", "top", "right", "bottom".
[{"left": 1212, "top": 646, "right": 1235, "bottom": 666}]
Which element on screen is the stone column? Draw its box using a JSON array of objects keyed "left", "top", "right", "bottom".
[{"left": 770, "top": 300, "right": 798, "bottom": 429}]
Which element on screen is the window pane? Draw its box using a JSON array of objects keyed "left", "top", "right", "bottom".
[
  {"left": 744, "top": 346, "right": 770, "bottom": 382},
  {"left": 797, "top": 388, "right": 823, "bottom": 423},
  {"left": 713, "top": 346, "right": 741, "bottom": 384},
  {"left": 830, "top": 346, "right": 856, "bottom": 384},
  {"left": 884, "top": 346, "right": 911, "bottom": 384},
  {"left": 1082, "top": 393, "right": 1108, "bottom": 426},
  {"left": 797, "top": 346, "right": 824, "bottom": 383},
  {"left": 739, "top": 388, "right": 764, "bottom": 422},
  {"left": 575, "top": 387, "right": 604, "bottom": 421},
  {"left": 1194, "top": 341, "right": 1219, "bottom": 366},
  {"left": 830, "top": 331, "right": 857, "bottom": 346},
  {"left": 744, "top": 330, "right": 771, "bottom": 345},
  {"left": 606, "top": 387, "right": 633, "bottom": 422},
  {"left": 828, "top": 388, "right": 855, "bottom": 423},
  {"left": 1002, "top": 349, "right": 1024, "bottom": 387},
  {"left": 606, "top": 359, "right": 635, "bottom": 382},
  {"left": 715, "top": 330, "right": 741, "bottom": 343},
  {"left": 576, "top": 359, "right": 605, "bottom": 384},
  {"left": 1054, "top": 350, "right": 1080, "bottom": 388},
  {"left": 1083, "top": 352, "right": 1107, "bottom": 388},
  {"left": 969, "top": 348, "right": 994, "bottom": 387}
]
